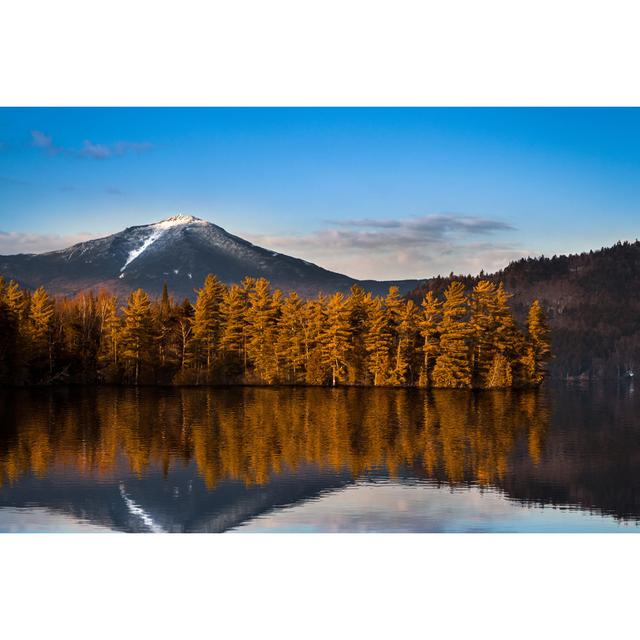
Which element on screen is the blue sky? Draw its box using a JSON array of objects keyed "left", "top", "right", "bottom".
[{"left": 1, "top": 107, "right": 640, "bottom": 279}]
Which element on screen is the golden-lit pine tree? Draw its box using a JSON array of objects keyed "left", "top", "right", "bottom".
[
  {"left": 432, "top": 281, "right": 472, "bottom": 388},
  {"left": 364, "top": 297, "right": 392, "bottom": 386},
  {"left": 219, "top": 284, "right": 250, "bottom": 380},
  {"left": 485, "top": 283, "right": 519, "bottom": 388},
  {"left": 26, "top": 286, "right": 55, "bottom": 379},
  {"left": 389, "top": 299, "right": 420, "bottom": 385},
  {"left": 190, "top": 274, "right": 226, "bottom": 381},
  {"left": 0, "top": 279, "right": 25, "bottom": 384},
  {"left": 120, "top": 289, "right": 155, "bottom": 384},
  {"left": 470, "top": 280, "right": 498, "bottom": 387},
  {"left": 4, "top": 280, "right": 27, "bottom": 322},
  {"left": 98, "top": 295, "right": 121, "bottom": 381},
  {"left": 522, "top": 299, "right": 551, "bottom": 386},
  {"left": 155, "top": 282, "right": 178, "bottom": 373},
  {"left": 245, "top": 278, "right": 280, "bottom": 383},
  {"left": 276, "top": 292, "right": 306, "bottom": 383},
  {"left": 173, "top": 297, "right": 194, "bottom": 378},
  {"left": 320, "top": 292, "right": 352, "bottom": 386},
  {"left": 300, "top": 295, "right": 329, "bottom": 385},
  {"left": 345, "top": 285, "right": 371, "bottom": 384},
  {"left": 384, "top": 287, "right": 407, "bottom": 385},
  {"left": 419, "top": 291, "right": 441, "bottom": 387}
]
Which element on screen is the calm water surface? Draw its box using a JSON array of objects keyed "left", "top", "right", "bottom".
[{"left": 0, "top": 384, "right": 639, "bottom": 532}]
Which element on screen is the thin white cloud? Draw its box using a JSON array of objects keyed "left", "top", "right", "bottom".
[
  {"left": 81, "top": 139, "right": 153, "bottom": 159},
  {"left": 0, "top": 230, "right": 102, "bottom": 255},
  {"left": 244, "top": 213, "right": 531, "bottom": 279},
  {"left": 30, "top": 130, "right": 153, "bottom": 159},
  {"left": 31, "top": 130, "right": 62, "bottom": 155}
]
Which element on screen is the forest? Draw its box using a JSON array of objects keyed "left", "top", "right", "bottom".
[
  {"left": 0, "top": 274, "right": 550, "bottom": 389},
  {"left": 408, "top": 239, "right": 640, "bottom": 379}
]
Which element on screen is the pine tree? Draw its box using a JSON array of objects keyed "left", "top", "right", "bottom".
[
  {"left": 389, "top": 299, "right": 419, "bottom": 385},
  {"left": 432, "top": 281, "right": 472, "bottom": 388},
  {"left": 120, "top": 289, "right": 155, "bottom": 384},
  {"left": 276, "top": 292, "right": 306, "bottom": 383},
  {"left": 485, "top": 283, "right": 520, "bottom": 388},
  {"left": 419, "top": 291, "right": 441, "bottom": 387},
  {"left": 245, "top": 278, "right": 280, "bottom": 383},
  {"left": 320, "top": 292, "right": 352, "bottom": 386},
  {"left": 522, "top": 299, "right": 551, "bottom": 386},
  {"left": 365, "top": 297, "right": 392, "bottom": 386},
  {"left": 190, "top": 274, "right": 226, "bottom": 382},
  {"left": 302, "top": 295, "right": 329, "bottom": 385},
  {"left": 0, "top": 279, "right": 21, "bottom": 384},
  {"left": 175, "top": 297, "right": 194, "bottom": 378},
  {"left": 98, "top": 295, "right": 121, "bottom": 381},
  {"left": 219, "top": 284, "right": 249, "bottom": 381},
  {"left": 470, "top": 280, "right": 498, "bottom": 387},
  {"left": 345, "top": 285, "right": 371, "bottom": 384},
  {"left": 27, "top": 287, "right": 55, "bottom": 379}
]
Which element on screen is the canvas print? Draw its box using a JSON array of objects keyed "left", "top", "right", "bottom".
[{"left": 0, "top": 107, "right": 637, "bottom": 532}]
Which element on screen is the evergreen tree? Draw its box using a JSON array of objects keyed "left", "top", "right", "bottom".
[
  {"left": 245, "top": 278, "right": 280, "bottom": 383},
  {"left": 27, "top": 287, "right": 55, "bottom": 380},
  {"left": 120, "top": 289, "right": 155, "bottom": 384},
  {"left": 190, "top": 274, "right": 226, "bottom": 382},
  {"left": 219, "top": 284, "right": 249, "bottom": 381},
  {"left": 365, "top": 297, "right": 392, "bottom": 386},
  {"left": 0, "top": 279, "right": 21, "bottom": 383},
  {"left": 321, "top": 292, "right": 352, "bottom": 386},
  {"left": 389, "top": 299, "right": 419, "bottom": 385},
  {"left": 302, "top": 295, "right": 329, "bottom": 385},
  {"left": 419, "top": 291, "right": 441, "bottom": 387},
  {"left": 345, "top": 285, "right": 371, "bottom": 384},
  {"left": 98, "top": 295, "right": 121, "bottom": 381},
  {"left": 470, "top": 280, "right": 498, "bottom": 387},
  {"left": 276, "top": 292, "right": 306, "bottom": 383},
  {"left": 522, "top": 299, "right": 551, "bottom": 385},
  {"left": 432, "top": 281, "right": 472, "bottom": 388},
  {"left": 485, "top": 283, "right": 520, "bottom": 388}
]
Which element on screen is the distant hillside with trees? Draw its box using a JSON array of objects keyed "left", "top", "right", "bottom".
[
  {"left": 0, "top": 275, "right": 549, "bottom": 389},
  {"left": 408, "top": 239, "right": 640, "bottom": 380}
]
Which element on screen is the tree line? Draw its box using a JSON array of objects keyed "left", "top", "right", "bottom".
[{"left": 0, "top": 274, "right": 550, "bottom": 388}]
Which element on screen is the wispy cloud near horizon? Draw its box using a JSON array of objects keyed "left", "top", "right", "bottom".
[
  {"left": 0, "top": 230, "right": 102, "bottom": 255},
  {"left": 244, "top": 213, "right": 530, "bottom": 279}
]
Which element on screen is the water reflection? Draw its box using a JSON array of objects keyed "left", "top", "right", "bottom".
[
  {"left": 0, "top": 385, "right": 637, "bottom": 532},
  {"left": 0, "top": 388, "right": 547, "bottom": 489}
]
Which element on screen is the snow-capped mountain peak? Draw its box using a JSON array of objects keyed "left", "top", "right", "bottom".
[
  {"left": 155, "top": 214, "right": 204, "bottom": 228},
  {"left": 119, "top": 214, "right": 208, "bottom": 274}
]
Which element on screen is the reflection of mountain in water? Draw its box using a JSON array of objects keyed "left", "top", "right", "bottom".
[{"left": 0, "top": 385, "right": 639, "bottom": 531}]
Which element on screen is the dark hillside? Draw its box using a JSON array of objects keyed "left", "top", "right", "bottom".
[{"left": 408, "top": 240, "right": 640, "bottom": 379}]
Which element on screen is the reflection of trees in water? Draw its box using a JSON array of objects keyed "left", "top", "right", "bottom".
[{"left": 0, "top": 388, "right": 549, "bottom": 489}]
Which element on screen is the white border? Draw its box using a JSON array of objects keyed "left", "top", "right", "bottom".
[
  {"left": 1, "top": 534, "right": 638, "bottom": 639},
  {"left": 2, "top": 0, "right": 640, "bottom": 106}
]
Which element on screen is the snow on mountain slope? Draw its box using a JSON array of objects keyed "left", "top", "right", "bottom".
[
  {"left": 119, "top": 214, "right": 206, "bottom": 274},
  {"left": 0, "top": 214, "right": 422, "bottom": 299}
]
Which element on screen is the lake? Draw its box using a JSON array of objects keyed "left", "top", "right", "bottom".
[{"left": 0, "top": 383, "right": 639, "bottom": 532}]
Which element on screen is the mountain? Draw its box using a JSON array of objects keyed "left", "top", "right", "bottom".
[
  {"left": 408, "top": 240, "right": 640, "bottom": 379},
  {"left": 0, "top": 214, "right": 421, "bottom": 299}
]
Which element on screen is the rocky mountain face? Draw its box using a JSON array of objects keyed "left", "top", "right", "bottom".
[{"left": 0, "top": 214, "right": 421, "bottom": 299}]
